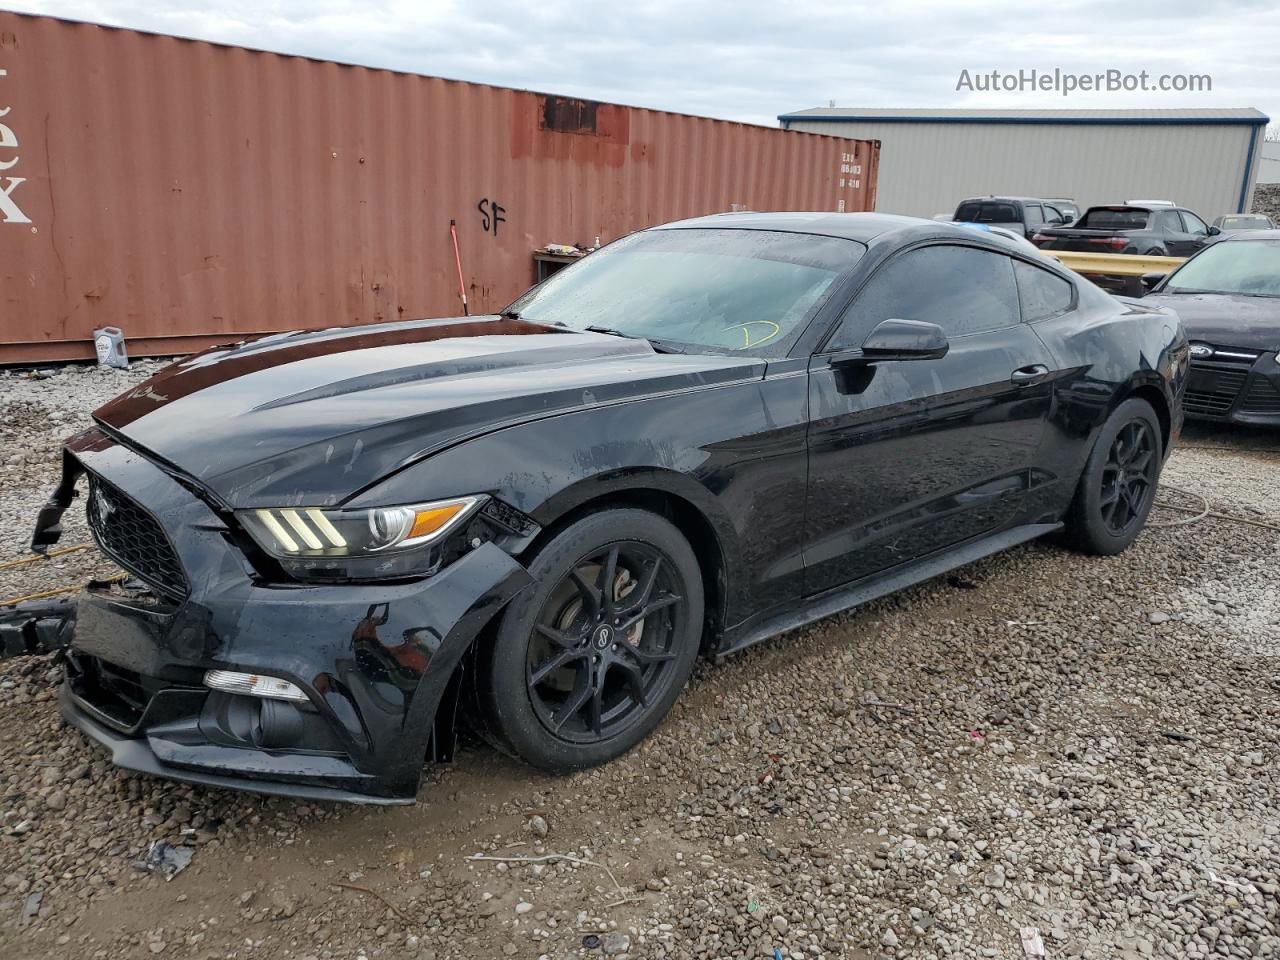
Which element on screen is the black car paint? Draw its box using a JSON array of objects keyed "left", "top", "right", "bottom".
[
  {"left": 1034, "top": 205, "right": 1215, "bottom": 257},
  {"left": 37, "top": 213, "right": 1188, "bottom": 802},
  {"left": 1142, "top": 234, "right": 1280, "bottom": 425}
]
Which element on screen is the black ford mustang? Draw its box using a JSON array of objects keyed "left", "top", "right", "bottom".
[{"left": 33, "top": 213, "right": 1187, "bottom": 804}]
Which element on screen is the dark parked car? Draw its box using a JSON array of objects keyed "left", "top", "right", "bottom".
[
  {"left": 1210, "top": 214, "right": 1275, "bottom": 232},
  {"left": 1142, "top": 231, "right": 1280, "bottom": 425},
  {"left": 33, "top": 213, "right": 1188, "bottom": 803},
  {"left": 1044, "top": 198, "right": 1081, "bottom": 223},
  {"left": 1033, "top": 204, "right": 1218, "bottom": 257},
  {"left": 952, "top": 196, "right": 1072, "bottom": 238}
]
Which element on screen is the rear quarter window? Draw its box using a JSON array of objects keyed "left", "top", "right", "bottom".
[{"left": 1013, "top": 260, "right": 1074, "bottom": 321}]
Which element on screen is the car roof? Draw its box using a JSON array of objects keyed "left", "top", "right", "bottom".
[
  {"left": 655, "top": 211, "right": 935, "bottom": 243},
  {"left": 1088, "top": 203, "right": 1192, "bottom": 213},
  {"left": 955, "top": 196, "right": 1048, "bottom": 205},
  {"left": 652, "top": 211, "right": 1064, "bottom": 258}
]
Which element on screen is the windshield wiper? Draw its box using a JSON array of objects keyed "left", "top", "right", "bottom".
[{"left": 584, "top": 325, "right": 683, "bottom": 354}]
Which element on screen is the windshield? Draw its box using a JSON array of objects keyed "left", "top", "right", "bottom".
[
  {"left": 1164, "top": 239, "right": 1280, "bottom": 297},
  {"left": 1220, "top": 216, "right": 1271, "bottom": 230},
  {"left": 1078, "top": 208, "right": 1150, "bottom": 230},
  {"left": 504, "top": 228, "right": 863, "bottom": 355}
]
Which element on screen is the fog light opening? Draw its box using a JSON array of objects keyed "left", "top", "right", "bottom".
[{"left": 204, "top": 669, "right": 308, "bottom": 703}]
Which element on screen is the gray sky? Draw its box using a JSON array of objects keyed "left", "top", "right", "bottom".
[{"left": 7, "top": 0, "right": 1278, "bottom": 127}]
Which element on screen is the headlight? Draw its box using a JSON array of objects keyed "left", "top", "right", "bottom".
[{"left": 239, "top": 496, "right": 485, "bottom": 581}]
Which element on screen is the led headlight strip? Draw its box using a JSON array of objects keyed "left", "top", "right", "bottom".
[{"left": 256, "top": 508, "right": 348, "bottom": 553}]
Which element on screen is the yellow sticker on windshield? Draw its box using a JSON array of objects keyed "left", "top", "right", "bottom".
[{"left": 722, "top": 320, "right": 781, "bottom": 348}]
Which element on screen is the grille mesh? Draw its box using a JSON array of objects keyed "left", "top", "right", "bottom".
[
  {"left": 1240, "top": 377, "right": 1280, "bottom": 414},
  {"left": 1184, "top": 363, "right": 1248, "bottom": 418},
  {"left": 86, "top": 475, "right": 189, "bottom": 598}
]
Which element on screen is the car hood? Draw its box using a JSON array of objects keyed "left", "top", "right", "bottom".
[
  {"left": 1141, "top": 293, "right": 1280, "bottom": 351},
  {"left": 93, "top": 316, "right": 764, "bottom": 507}
]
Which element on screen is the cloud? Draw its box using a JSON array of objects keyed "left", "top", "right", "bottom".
[{"left": 6, "top": 0, "right": 1277, "bottom": 125}]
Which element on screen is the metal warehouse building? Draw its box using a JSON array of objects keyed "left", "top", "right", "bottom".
[{"left": 778, "top": 107, "right": 1269, "bottom": 220}]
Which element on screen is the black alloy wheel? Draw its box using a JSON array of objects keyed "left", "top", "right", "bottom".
[
  {"left": 478, "top": 508, "right": 704, "bottom": 772},
  {"left": 525, "top": 542, "right": 682, "bottom": 743},
  {"left": 1063, "top": 397, "right": 1164, "bottom": 556},
  {"left": 1098, "top": 419, "right": 1157, "bottom": 536}
]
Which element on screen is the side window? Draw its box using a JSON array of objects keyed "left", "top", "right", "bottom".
[
  {"left": 1154, "top": 210, "right": 1183, "bottom": 234},
  {"left": 829, "top": 244, "right": 1021, "bottom": 350},
  {"left": 1013, "top": 260, "right": 1074, "bottom": 322},
  {"left": 1180, "top": 211, "right": 1209, "bottom": 236},
  {"left": 1025, "top": 204, "right": 1045, "bottom": 225},
  {"left": 1044, "top": 204, "right": 1064, "bottom": 223}
]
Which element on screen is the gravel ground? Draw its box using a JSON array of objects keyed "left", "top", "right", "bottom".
[{"left": 1, "top": 363, "right": 1278, "bottom": 960}]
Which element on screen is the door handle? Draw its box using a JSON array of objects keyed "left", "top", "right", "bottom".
[{"left": 1010, "top": 364, "right": 1050, "bottom": 386}]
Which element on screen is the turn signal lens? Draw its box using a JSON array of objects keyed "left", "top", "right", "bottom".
[
  {"left": 204, "top": 669, "right": 308, "bottom": 702},
  {"left": 409, "top": 504, "right": 468, "bottom": 539}
]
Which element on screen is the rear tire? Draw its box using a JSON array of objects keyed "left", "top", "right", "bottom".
[
  {"left": 478, "top": 508, "right": 704, "bottom": 773},
  {"left": 1063, "top": 398, "right": 1163, "bottom": 555}
]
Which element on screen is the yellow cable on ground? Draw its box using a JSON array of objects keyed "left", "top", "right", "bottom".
[
  {"left": 2, "top": 572, "right": 126, "bottom": 607},
  {"left": 0, "top": 542, "right": 95, "bottom": 572},
  {"left": 1151, "top": 483, "right": 1280, "bottom": 533}
]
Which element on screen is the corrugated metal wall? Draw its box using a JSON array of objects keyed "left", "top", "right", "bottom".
[
  {"left": 782, "top": 118, "right": 1259, "bottom": 220},
  {"left": 0, "top": 13, "right": 878, "bottom": 363},
  {"left": 1258, "top": 142, "right": 1280, "bottom": 185}
]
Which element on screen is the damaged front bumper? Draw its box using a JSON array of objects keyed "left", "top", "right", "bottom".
[{"left": 34, "top": 429, "right": 532, "bottom": 804}]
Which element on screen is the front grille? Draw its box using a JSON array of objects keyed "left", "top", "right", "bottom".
[
  {"left": 86, "top": 475, "right": 189, "bottom": 598},
  {"left": 1241, "top": 376, "right": 1280, "bottom": 414},
  {"left": 1184, "top": 361, "right": 1248, "bottom": 418}
]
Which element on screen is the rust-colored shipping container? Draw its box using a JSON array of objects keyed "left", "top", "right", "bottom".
[{"left": 0, "top": 13, "right": 880, "bottom": 363}]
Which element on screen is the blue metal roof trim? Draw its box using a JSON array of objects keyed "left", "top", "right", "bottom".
[
  {"left": 778, "top": 113, "right": 1270, "bottom": 126},
  {"left": 1238, "top": 124, "right": 1261, "bottom": 214}
]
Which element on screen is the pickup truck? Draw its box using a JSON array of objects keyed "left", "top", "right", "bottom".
[
  {"left": 1031, "top": 204, "right": 1219, "bottom": 257},
  {"left": 951, "top": 196, "right": 1073, "bottom": 239}
]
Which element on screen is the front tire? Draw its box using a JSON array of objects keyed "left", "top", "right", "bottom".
[
  {"left": 1063, "top": 398, "right": 1163, "bottom": 555},
  {"left": 479, "top": 508, "right": 704, "bottom": 773}
]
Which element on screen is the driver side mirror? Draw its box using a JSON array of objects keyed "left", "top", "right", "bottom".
[
  {"left": 859, "top": 318, "right": 950, "bottom": 361},
  {"left": 1140, "top": 272, "right": 1167, "bottom": 292},
  {"left": 1208, "top": 226, "right": 1221, "bottom": 236}
]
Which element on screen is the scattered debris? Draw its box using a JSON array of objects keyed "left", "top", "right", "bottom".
[
  {"left": 1020, "top": 926, "right": 1046, "bottom": 957},
  {"left": 131, "top": 841, "right": 194, "bottom": 881},
  {"left": 601, "top": 931, "right": 631, "bottom": 955},
  {"left": 20, "top": 890, "right": 42, "bottom": 925}
]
